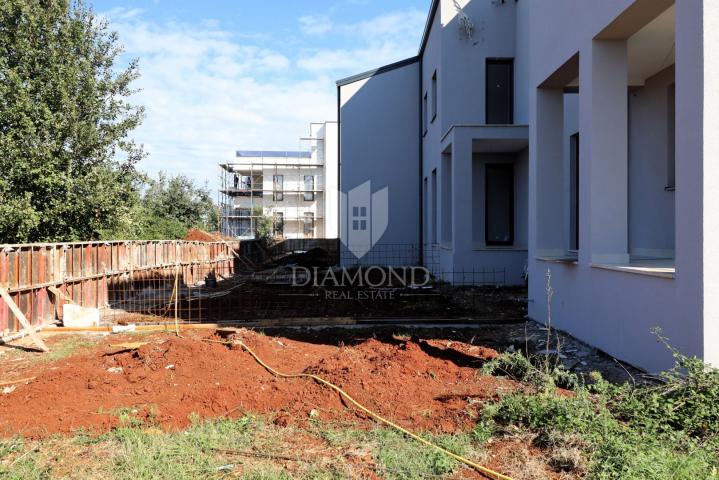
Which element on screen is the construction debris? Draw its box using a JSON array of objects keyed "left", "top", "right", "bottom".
[{"left": 62, "top": 305, "right": 100, "bottom": 328}]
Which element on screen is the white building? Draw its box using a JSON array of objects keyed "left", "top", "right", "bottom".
[
  {"left": 337, "top": 0, "right": 717, "bottom": 372},
  {"left": 220, "top": 121, "right": 338, "bottom": 240}
]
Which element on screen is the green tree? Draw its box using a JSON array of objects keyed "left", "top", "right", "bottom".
[
  {"left": 253, "top": 206, "right": 275, "bottom": 247},
  {"left": 142, "top": 173, "right": 217, "bottom": 233},
  {"left": 104, "top": 172, "right": 218, "bottom": 240},
  {"left": 0, "top": 0, "right": 144, "bottom": 243}
]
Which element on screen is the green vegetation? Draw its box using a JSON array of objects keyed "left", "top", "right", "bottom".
[
  {"left": 0, "top": 415, "right": 488, "bottom": 480},
  {"left": 40, "top": 337, "right": 95, "bottom": 363},
  {"left": 253, "top": 206, "right": 276, "bottom": 247},
  {"left": 480, "top": 335, "right": 719, "bottom": 479},
  {"left": 105, "top": 171, "right": 218, "bottom": 241},
  {"left": 0, "top": 0, "right": 144, "bottom": 243},
  {"left": 0, "top": 1, "right": 217, "bottom": 243}
]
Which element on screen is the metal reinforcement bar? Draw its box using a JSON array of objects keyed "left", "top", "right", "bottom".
[{"left": 0, "top": 240, "right": 240, "bottom": 336}]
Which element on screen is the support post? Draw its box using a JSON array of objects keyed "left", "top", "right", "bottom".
[{"left": 0, "top": 287, "right": 50, "bottom": 352}]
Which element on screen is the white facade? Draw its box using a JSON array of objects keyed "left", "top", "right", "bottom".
[
  {"left": 337, "top": 0, "right": 717, "bottom": 372},
  {"left": 220, "top": 121, "right": 338, "bottom": 241}
]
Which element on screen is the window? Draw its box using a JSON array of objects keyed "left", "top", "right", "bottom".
[
  {"left": 569, "top": 133, "right": 579, "bottom": 251},
  {"left": 486, "top": 59, "right": 514, "bottom": 124},
  {"left": 273, "top": 212, "right": 284, "bottom": 237},
  {"left": 441, "top": 154, "right": 452, "bottom": 245},
  {"left": 431, "top": 71, "right": 437, "bottom": 122},
  {"left": 485, "top": 164, "right": 514, "bottom": 246},
  {"left": 303, "top": 212, "right": 315, "bottom": 238},
  {"left": 303, "top": 175, "right": 314, "bottom": 201},
  {"left": 240, "top": 175, "right": 252, "bottom": 190},
  {"left": 431, "top": 169, "right": 437, "bottom": 244},
  {"left": 423, "top": 93, "right": 428, "bottom": 134},
  {"left": 667, "top": 83, "right": 675, "bottom": 190},
  {"left": 273, "top": 175, "right": 283, "bottom": 201},
  {"left": 423, "top": 177, "right": 428, "bottom": 242},
  {"left": 352, "top": 206, "right": 367, "bottom": 231},
  {"left": 237, "top": 209, "right": 252, "bottom": 238}
]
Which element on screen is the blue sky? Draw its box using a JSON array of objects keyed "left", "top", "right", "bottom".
[{"left": 93, "top": 0, "right": 428, "bottom": 188}]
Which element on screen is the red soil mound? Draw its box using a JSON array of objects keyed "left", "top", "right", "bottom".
[
  {"left": 184, "top": 228, "right": 220, "bottom": 241},
  {"left": 0, "top": 331, "right": 514, "bottom": 439}
]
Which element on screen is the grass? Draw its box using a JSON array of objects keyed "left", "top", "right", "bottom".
[
  {"left": 0, "top": 415, "right": 489, "bottom": 479},
  {"left": 41, "top": 336, "right": 96, "bottom": 362}
]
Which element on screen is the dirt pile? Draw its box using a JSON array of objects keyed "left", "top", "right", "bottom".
[
  {"left": 184, "top": 228, "right": 232, "bottom": 242},
  {"left": 0, "top": 330, "right": 516, "bottom": 439}
]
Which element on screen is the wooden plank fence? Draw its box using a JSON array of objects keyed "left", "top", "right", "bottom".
[{"left": 0, "top": 240, "right": 240, "bottom": 336}]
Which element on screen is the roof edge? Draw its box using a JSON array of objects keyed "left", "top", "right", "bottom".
[
  {"left": 235, "top": 150, "right": 311, "bottom": 158},
  {"left": 418, "top": 0, "right": 440, "bottom": 56},
  {"left": 336, "top": 56, "right": 420, "bottom": 87}
]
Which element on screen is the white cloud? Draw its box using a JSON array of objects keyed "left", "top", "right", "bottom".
[
  {"left": 298, "top": 15, "right": 333, "bottom": 36},
  {"left": 101, "top": 6, "right": 425, "bottom": 188},
  {"left": 104, "top": 10, "right": 332, "bottom": 186},
  {"left": 296, "top": 10, "right": 426, "bottom": 75}
]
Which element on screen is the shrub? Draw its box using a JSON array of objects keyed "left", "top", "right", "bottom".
[
  {"left": 481, "top": 344, "right": 719, "bottom": 479},
  {"left": 481, "top": 351, "right": 582, "bottom": 391}
]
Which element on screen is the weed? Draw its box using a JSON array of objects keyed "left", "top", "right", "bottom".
[
  {"left": 481, "top": 350, "right": 581, "bottom": 391},
  {"left": 41, "top": 336, "right": 95, "bottom": 362},
  {"left": 373, "top": 428, "right": 474, "bottom": 479},
  {"left": 481, "top": 338, "right": 719, "bottom": 480},
  {"left": 0, "top": 438, "right": 47, "bottom": 480},
  {"left": 471, "top": 420, "right": 494, "bottom": 444},
  {"left": 309, "top": 420, "right": 367, "bottom": 447}
]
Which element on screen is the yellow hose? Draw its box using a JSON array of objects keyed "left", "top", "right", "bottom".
[{"left": 207, "top": 338, "right": 514, "bottom": 480}]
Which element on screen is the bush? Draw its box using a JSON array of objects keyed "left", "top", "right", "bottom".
[
  {"left": 481, "top": 351, "right": 582, "bottom": 391},
  {"left": 481, "top": 344, "right": 719, "bottom": 479}
]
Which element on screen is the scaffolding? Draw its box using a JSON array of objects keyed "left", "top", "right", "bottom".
[{"left": 218, "top": 147, "right": 326, "bottom": 240}]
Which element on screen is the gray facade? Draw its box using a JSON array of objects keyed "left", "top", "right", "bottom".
[{"left": 338, "top": 59, "right": 421, "bottom": 265}]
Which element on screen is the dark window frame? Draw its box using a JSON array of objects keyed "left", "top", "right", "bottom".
[
  {"left": 570, "top": 132, "right": 580, "bottom": 251},
  {"left": 303, "top": 175, "right": 315, "bottom": 201},
  {"left": 240, "top": 175, "right": 252, "bottom": 190},
  {"left": 303, "top": 212, "right": 315, "bottom": 237},
  {"left": 485, "top": 163, "right": 514, "bottom": 246},
  {"left": 666, "top": 82, "right": 676, "bottom": 190},
  {"left": 273, "top": 212, "right": 284, "bottom": 237},
  {"left": 485, "top": 58, "right": 514, "bottom": 125},
  {"left": 431, "top": 168, "right": 438, "bottom": 245},
  {"left": 423, "top": 92, "right": 428, "bottom": 134},
  {"left": 431, "top": 70, "right": 437, "bottom": 123},
  {"left": 273, "top": 174, "right": 283, "bottom": 201}
]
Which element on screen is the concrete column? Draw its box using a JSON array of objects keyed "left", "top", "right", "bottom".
[
  {"left": 451, "top": 131, "right": 473, "bottom": 258},
  {"left": 585, "top": 39, "right": 629, "bottom": 264},
  {"left": 534, "top": 88, "right": 565, "bottom": 256},
  {"left": 701, "top": 0, "right": 719, "bottom": 366},
  {"left": 675, "top": 0, "right": 713, "bottom": 365}
]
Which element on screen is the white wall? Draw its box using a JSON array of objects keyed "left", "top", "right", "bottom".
[{"left": 322, "top": 122, "right": 339, "bottom": 239}]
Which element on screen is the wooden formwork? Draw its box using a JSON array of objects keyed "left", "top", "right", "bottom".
[{"left": 0, "top": 240, "right": 240, "bottom": 336}]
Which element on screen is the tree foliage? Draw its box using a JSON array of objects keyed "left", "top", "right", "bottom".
[
  {"left": 103, "top": 172, "right": 219, "bottom": 241},
  {"left": 0, "top": 0, "right": 144, "bottom": 243}
]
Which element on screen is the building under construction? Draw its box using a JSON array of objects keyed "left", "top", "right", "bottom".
[{"left": 219, "top": 122, "right": 338, "bottom": 240}]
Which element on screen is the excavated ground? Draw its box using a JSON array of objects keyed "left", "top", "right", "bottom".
[{"left": 0, "top": 329, "right": 518, "bottom": 439}]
